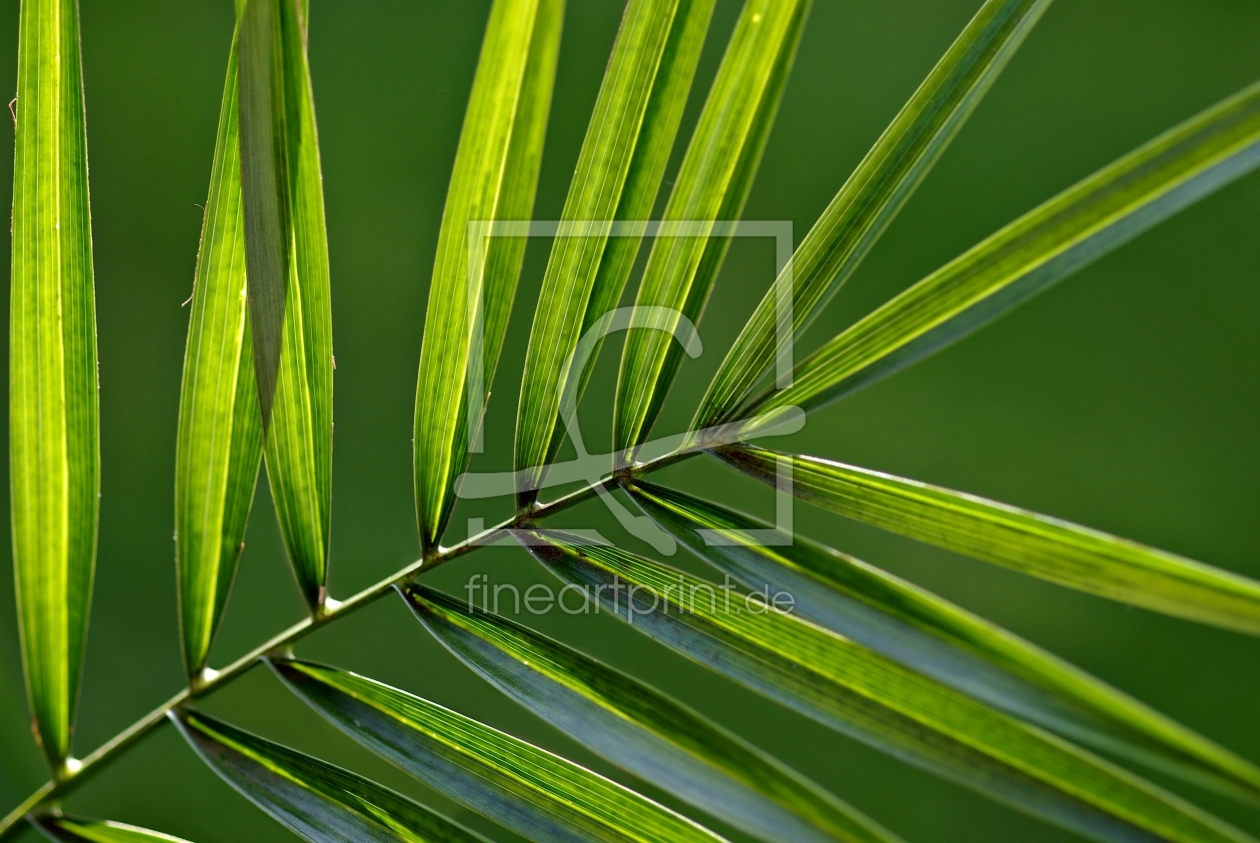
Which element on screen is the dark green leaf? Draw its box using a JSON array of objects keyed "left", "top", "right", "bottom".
[
  {"left": 175, "top": 14, "right": 265, "bottom": 681},
  {"left": 402, "top": 584, "right": 901, "bottom": 843},
  {"left": 513, "top": 0, "right": 715, "bottom": 508},
  {"left": 629, "top": 476, "right": 1260, "bottom": 804},
  {"left": 614, "top": 0, "right": 811, "bottom": 457},
  {"left": 742, "top": 80, "right": 1260, "bottom": 424},
  {"left": 272, "top": 659, "right": 732, "bottom": 843},
  {"left": 524, "top": 533, "right": 1255, "bottom": 843},
  {"left": 692, "top": 0, "right": 1051, "bottom": 430},
  {"left": 173, "top": 708, "right": 491, "bottom": 842},
  {"left": 238, "top": 0, "right": 335, "bottom": 611},
  {"left": 414, "top": 0, "right": 564, "bottom": 550},
  {"left": 10, "top": 0, "right": 99, "bottom": 771}
]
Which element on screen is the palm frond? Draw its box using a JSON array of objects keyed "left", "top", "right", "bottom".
[{"left": 33, "top": 817, "right": 194, "bottom": 843}]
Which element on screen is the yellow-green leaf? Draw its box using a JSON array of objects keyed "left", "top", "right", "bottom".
[
  {"left": 238, "top": 0, "right": 334, "bottom": 611},
  {"left": 743, "top": 79, "right": 1260, "bottom": 425},
  {"left": 692, "top": 0, "right": 1051, "bottom": 430},
  {"left": 615, "top": 0, "right": 810, "bottom": 459},
  {"left": 413, "top": 0, "right": 564, "bottom": 551},
  {"left": 175, "top": 15, "right": 265, "bottom": 682},
  {"left": 513, "top": 0, "right": 715, "bottom": 508},
  {"left": 33, "top": 817, "right": 194, "bottom": 843},
  {"left": 719, "top": 446, "right": 1260, "bottom": 637},
  {"left": 10, "top": 0, "right": 99, "bottom": 771}
]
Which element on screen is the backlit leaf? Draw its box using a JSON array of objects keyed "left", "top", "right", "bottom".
[
  {"left": 238, "top": 0, "right": 335, "bottom": 611},
  {"left": 414, "top": 0, "right": 564, "bottom": 551},
  {"left": 10, "top": 0, "right": 99, "bottom": 771},
  {"left": 720, "top": 446, "right": 1260, "bottom": 637},
  {"left": 33, "top": 817, "right": 194, "bottom": 843},
  {"left": 692, "top": 0, "right": 1051, "bottom": 430},
  {"left": 615, "top": 0, "right": 811, "bottom": 458},
  {"left": 175, "top": 13, "right": 265, "bottom": 681},
  {"left": 741, "top": 80, "right": 1260, "bottom": 425},
  {"left": 513, "top": 0, "right": 715, "bottom": 508}
]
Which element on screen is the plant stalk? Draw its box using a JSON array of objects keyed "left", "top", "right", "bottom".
[{"left": 0, "top": 450, "right": 696, "bottom": 836}]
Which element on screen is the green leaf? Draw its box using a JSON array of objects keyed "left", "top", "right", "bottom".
[
  {"left": 10, "top": 0, "right": 100, "bottom": 771},
  {"left": 692, "top": 0, "right": 1050, "bottom": 430},
  {"left": 272, "top": 659, "right": 732, "bottom": 843},
  {"left": 238, "top": 0, "right": 335, "bottom": 611},
  {"left": 615, "top": 0, "right": 810, "bottom": 458},
  {"left": 175, "top": 16, "right": 265, "bottom": 682},
  {"left": 33, "top": 816, "right": 194, "bottom": 843},
  {"left": 513, "top": 0, "right": 716, "bottom": 508},
  {"left": 172, "top": 708, "right": 491, "bottom": 843},
  {"left": 742, "top": 79, "right": 1260, "bottom": 424},
  {"left": 413, "top": 0, "right": 564, "bottom": 551},
  {"left": 628, "top": 477, "right": 1260, "bottom": 805},
  {"left": 721, "top": 445, "right": 1260, "bottom": 638},
  {"left": 401, "top": 584, "right": 901, "bottom": 843},
  {"left": 523, "top": 533, "right": 1256, "bottom": 843}
]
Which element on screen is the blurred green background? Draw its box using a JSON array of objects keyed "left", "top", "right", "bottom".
[{"left": 1, "top": 1, "right": 1259, "bottom": 841}]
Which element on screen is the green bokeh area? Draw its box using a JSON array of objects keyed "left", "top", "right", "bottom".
[{"left": 2, "top": 1, "right": 1259, "bottom": 841}]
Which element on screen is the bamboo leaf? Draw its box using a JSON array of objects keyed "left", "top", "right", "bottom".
[
  {"left": 692, "top": 0, "right": 1051, "bottom": 430},
  {"left": 401, "top": 584, "right": 901, "bottom": 843},
  {"left": 10, "top": 0, "right": 99, "bottom": 771},
  {"left": 172, "top": 708, "right": 491, "bottom": 843},
  {"left": 721, "top": 445, "right": 1260, "bottom": 638},
  {"left": 742, "top": 80, "right": 1260, "bottom": 425},
  {"left": 513, "top": 0, "right": 715, "bottom": 508},
  {"left": 33, "top": 816, "right": 194, "bottom": 843},
  {"left": 629, "top": 477, "right": 1260, "bottom": 805},
  {"left": 614, "top": 0, "right": 811, "bottom": 459},
  {"left": 523, "top": 533, "right": 1256, "bottom": 843},
  {"left": 175, "top": 16, "right": 265, "bottom": 682},
  {"left": 272, "top": 659, "right": 732, "bottom": 843},
  {"left": 413, "top": 0, "right": 564, "bottom": 551},
  {"left": 238, "top": 0, "right": 335, "bottom": 610}
]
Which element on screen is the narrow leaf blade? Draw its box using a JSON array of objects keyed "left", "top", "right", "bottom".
[
  {"left": 746, "top": 80, "right": 1260, "bottom": 422},
  {"left": 402, "top": 584, "right": 901, "bottom": 843},
  {"left": 513, "top": 0, "right": 715, "bottom": 507},
  {"left": 175, "top": 21, "right": 265, "bottom": 681},
  {"left": 629, "top": 476, "right": 1260, "bottom": 804},
  {"left": 10, "top": 0, "right": 99, "bottom": 770},
  {"left": 723, "top": 445, "right": 1260, "bottom": 637},
  {"left": 272, "top": 659, "right": 732, "bottom": 843},
  {"left": 238, "top": 0, "right": 335, "bottom": 610},
  {"left": 172, "top": 708, "right": 491, "bottom": 843},
  {"left": 524, "top": 533, "right": 1255, "bottom": 843},
  {"left": 34, "top": 817, "right": 195, "bottom": 843},
  {"left": 615, "top": 0, "right": 810, "bottom": 457},
  {"left": 414, "top": 0, "right": 564, "bottom": 550},
  {"left": 693, "top": 0, "right": 1051, "bottom": 429}
]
